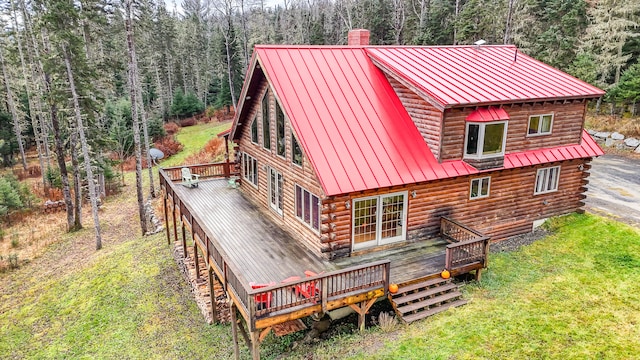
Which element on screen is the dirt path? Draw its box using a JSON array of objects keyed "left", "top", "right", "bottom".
[{"left": 585, "top": 154, "right": 640, "bottom": 228}]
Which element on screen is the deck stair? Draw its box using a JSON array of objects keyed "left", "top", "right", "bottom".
[{"left": 390, "top": 277, "right": 467, "bottom": 324}]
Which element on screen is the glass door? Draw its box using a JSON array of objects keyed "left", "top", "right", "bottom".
[
  {"left": 268, "top": 168, "right": 283, "bottom": 214},
  {"left": 352, "top": 192, "right": 407, "bottom": 250}
]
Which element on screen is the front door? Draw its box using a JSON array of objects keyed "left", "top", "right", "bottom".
[{"left": 352, "top": 191, "right": 407, "bottom": 250}]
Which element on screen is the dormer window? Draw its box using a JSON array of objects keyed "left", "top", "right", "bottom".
[
  {"left": 464, "top": 107, "right": 510, "bottom": 160},
  {"left": 464, "top": 121, "right": 507, "bottom": 158}
]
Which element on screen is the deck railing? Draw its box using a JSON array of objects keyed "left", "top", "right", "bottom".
[
  {"left": 162, "top": 161, "right": 234, "bottom": 182},
  {"left": 159, "top": 163, "right": 390, "bottom": 331},
  {"left": 441, "top": 217, "right": 490, "bottom": 272}
]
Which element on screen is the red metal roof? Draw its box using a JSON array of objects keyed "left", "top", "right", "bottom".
[
  {"left": 366, "top": 46, "right": 605, "bottom": 108},
  {"left": 466, "top": 107, "right": 510, "bottom": 122},
  {"left": 235, "top": 46, "right": 602, "bottom": 196},
  {"left": 256, "top": 46, "right": 483, "bottom": 196},
  {"left": 503, "top": 130, "right": 603, "bottom": 169}
]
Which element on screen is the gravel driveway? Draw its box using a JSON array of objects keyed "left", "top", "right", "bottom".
[{"left": 585, "top": 154, "right": 640, "bottom": 228}]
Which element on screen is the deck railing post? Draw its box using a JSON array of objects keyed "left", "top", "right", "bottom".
[
  {"left": 321, "top": 277, "right": 328, "bottom": 313},
  {"left": 163, "top": 195, "right": 170, "bottom": 245}
]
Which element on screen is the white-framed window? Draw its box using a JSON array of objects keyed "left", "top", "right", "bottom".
[
  {"left": 250, "top": 116, "right": 258, "bottom": 144},
  {"left": 464, "top": 121, "right": 508, "bottom": 158},
  {"left": 292, "top": 134, "right": 302, "bottom": 167},
  {"left": 242, "top": 153, "right": 258, "bottom": 187},
  {"left": 262, "top": 90, "right": 271, "bottom": 150},
  {"left": 268, "top": 167, "right": 283, "bottom": 215},
  {"left": 295, "top": 185, "right": 320, "bottom": 232},
  {"left": 352, "top": 191, "right": 408, "bottom": 250},
  {"left": 276, "top": 103, "right": 286, "bottom": 158},
  {"left": 534, "top": 166, "right": 560, "bottom": 195},
  {"left": 528, "top": 114, "right": 553, "bottom": 136},
  {"left": 470, "top": 176, "right": 491, "bottom": 199}
]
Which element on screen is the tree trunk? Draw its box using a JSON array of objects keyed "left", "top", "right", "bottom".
[
  {"left": 39, "top": 28, "right": 75, "bottom": 230},
  {"left": 126, "top": 0, "right": 148, "bottom": 235},
  {"left": 504, "top": 0, "right": 515, "bottom": 44},
  {"left": 0, "top": 48, "right": 28, "bottom": 171},
  {"left": 62, "top": 43, "right": 102, "bottom": 250},
  {"left": 223, "top": 15, "right": 237, "bottom": 108},
  {"left": 134, "top": 55, "right": 156, "bottom": 198},
  {"left": 10, "top": 0, "right": 46, "bottom": 181}
]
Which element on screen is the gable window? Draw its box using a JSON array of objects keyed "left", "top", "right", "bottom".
[
  {"left": 292, "top": 134, "right": 302, "bottom": 166},
  {"left": 470, "top": 177, "right": 490, "bottom": 199},
  {"left": 242, "top": 153, "right": 258, "bottom": 186},
  {"left": 295, "top": 185, "right": 320, "bottom": 231},
  {"left": 268, "top": 167, "right": 283, "bottom": 214},
  {"left": 250, "top": 116, "right": 258, "bottom": 144},
  {"left": 465, "top": 121, "right": 507, "bottom": 158},
  {"left": 276, "top": 103, "right": 286, "bottom": 157},
  {"left": 528, "top": 114, "right": 553, "bottom": 136},
  {"left": 262, "top": 91, "right": 271, "bottom": 150},
  {"left": 534, "top": 166, "right": 560, "bottom": 195}
]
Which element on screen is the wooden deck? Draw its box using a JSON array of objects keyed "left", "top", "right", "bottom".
[
  {"left": 172, "top": 178, "right": 335, "bottom": 283},
  {"left": 171, "top": 178, "right": 450, "bottom": 285},
  {"left": 160, "top": 162, "right": 489, "bottom": 360}
]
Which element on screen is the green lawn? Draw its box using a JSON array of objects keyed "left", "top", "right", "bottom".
[
  {"left": 160, "top": 121, "right": 232, "bottom": 167},
  {"left": 2, "top": 119, "right": 639, "bottom": 360},
  {"left": 290, "top": 214, "right": 640, "bottom": 359}
]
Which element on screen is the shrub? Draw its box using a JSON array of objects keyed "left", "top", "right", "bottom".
[
  {"left": 171, "top": 90, "right": 205, "bottom": 118},
  {"left": 163, "top": 122, "right": 180, "bottom": 136},
  {"left": 154, "top": 136, "right": 184, "bottom": 158},
  {"left": 0, "top": 174, "right": 33, "bottom": 216},
  {"left": 11, "top": 237, "right": 19, "bottom": 248},
  {"left": 45, "top": 167, "right": 63, "bottom": 189},
  {"left": 184, "top": 138, "right": 225, "bottom": 165},
  {"left": 8, "top": 253, "right": 19, "bottom": 269},
  {"left": 180, "top": 118, "right": 197, "bottom": 127},
  {"left": 375, "top": 312, "right": 398, "bottom": 333}
]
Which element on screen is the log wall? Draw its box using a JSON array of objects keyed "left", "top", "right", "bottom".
[
  {"left": 440, "top": 100, "right": 587, "bottom": 160},
  {"left": 322, "top": 158, "right": 591, "bottom": 259},
  {"left": 236, "top": 79, "right": 327, "bottom": 257},
  {"left": 386, "top": 75, "right": 443, "bottom": 159}
]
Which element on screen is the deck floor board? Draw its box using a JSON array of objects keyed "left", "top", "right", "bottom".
[{"left": 171, "top": 179, "right": 446, "bottom": 286}]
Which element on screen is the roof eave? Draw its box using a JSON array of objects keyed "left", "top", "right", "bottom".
[
  {"left": 442, "top": 94, "right": 605, "bottom": 109},
  {"left": 230, "top": 52, "right": 260, "bottom": 141}
]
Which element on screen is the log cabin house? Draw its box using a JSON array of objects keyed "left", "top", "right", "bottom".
[{"left": 159, "top": 29, "right": 604, "bottom": 359}]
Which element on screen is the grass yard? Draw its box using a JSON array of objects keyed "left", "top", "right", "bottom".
[
  {"left": 2, "top": 118, "right": 639, "bottom": 359},
  {"left": 288, "top": 214, "right": 640, "bottom": 359},
  {"left": 161, "top": 121, "right": 232, "bottom": 167}
]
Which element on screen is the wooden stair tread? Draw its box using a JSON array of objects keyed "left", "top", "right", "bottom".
[
  {"left": 402, "top": 299, "right": 468, "bottom": 323},
  {"left": 395, "top": 277, "right": 449, "bottom": 294},
  {"left": 392, "top": 283, "right": 458, "bottom": 305},
  {"left": 397, "top": 291, "right": 462, "bottom": 314}
]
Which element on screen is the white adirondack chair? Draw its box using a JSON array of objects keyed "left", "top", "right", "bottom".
[{"left": 181, "top": 167, "right": 200, "bottom": 188}]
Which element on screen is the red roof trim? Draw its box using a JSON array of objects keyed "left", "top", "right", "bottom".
[
  {"left": 466, "top": 107, "right": 510, "bottom": 122},
  {"left": 217, "top": 129, "right": 231, "bottom": 137}
]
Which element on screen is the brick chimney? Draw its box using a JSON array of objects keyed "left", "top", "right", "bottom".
[{"left": 347, "top": 29, "right": 370, "bottom": 46}]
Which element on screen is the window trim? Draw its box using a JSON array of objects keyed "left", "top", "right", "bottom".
[
  {"left": 291, "top": 132, "right": 303, "bottom": 168},
  {"left": 534, "top": 166, "right": 561, "bottom": 195},
  {"left": 463, "top": 121, "right": 508, "bottom": 159},
  {"left": 527, "top": 113, "right": 554, "bottom": 137},
  {"left": 242, "top": 153, "right": 258, "bottom": 188},
  {"left": 294, "top": 184, "right": 320, "bottom": 233},
  {"left": 469, "top": 176, "right": 491, "bottom": 200},
  {"left": 250, "top": 116, "right": 258, "bottom": 145},
  {"left": 275, "top": 101, "right": 286, "bottom": 159},
  {"left": 262, "top": 90, "right": 271, "bottom": 151}
]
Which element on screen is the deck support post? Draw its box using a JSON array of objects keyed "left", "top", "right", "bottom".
[
  {"left": 350, "top": 298, "right": 377, "bottom": 334},
  {"left": 194, "top": 242, "right": 200, "bottom": 280},
  {"left": 475, "top": 268, "right": 482, "bottom": 281},
  {"left": 250, "top": 330, "right": 261, "bottom": 360},
  {"left": 181, "top": 223, "right": 187, "bottom": 258},
  {"left": 208, "top": 268, "right": 218, "bottom": 323},
  {"left": 230, "top": 302, "right": 240, "bottom": 360},
  {"left": 163, "top": 196, "right": 170, "bottom": 245},
  {"left": 172, "top": 202, "right": 178, "bottom": 242}
]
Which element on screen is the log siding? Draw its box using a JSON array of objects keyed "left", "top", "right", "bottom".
[
  {"left": 321, "top": 158, "right": 590, "bottom": 259},
  {"left": 236, "top": 80, "right": 327, "bottom": 256},
  {"left": 386, "top": 75, "right": 443, "bottom": 159},
  {"left": 441, "top": 101, "right": 587, "bottom": 161}
]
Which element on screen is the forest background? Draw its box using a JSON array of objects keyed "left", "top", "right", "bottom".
[{"left": 0, "top": 0, "right": 639, "bottom": 245}]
